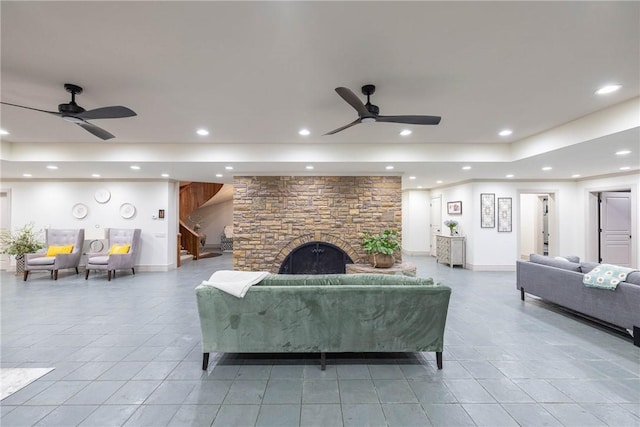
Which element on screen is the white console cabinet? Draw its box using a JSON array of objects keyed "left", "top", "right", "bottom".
[{"left": 436, "top": 235, "right": 466, "bottom": 268}]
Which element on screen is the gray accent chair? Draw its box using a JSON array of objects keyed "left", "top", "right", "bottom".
[
  {"left": 85, "top": 228, "right": 141, "bottom": 281},
  {"left": 24, "top": 228, "right": 85, "bottom": 281}
]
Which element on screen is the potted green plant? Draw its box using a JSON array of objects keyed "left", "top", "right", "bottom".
[
  {"left": 361, "top": 229, "right": 400, "bottom": 268},
  {"left": 444, "top": 220, "right": 458, "bottom": 236},
  {"left": 0, "top": 223, "right": 44, "bottom": 275}
]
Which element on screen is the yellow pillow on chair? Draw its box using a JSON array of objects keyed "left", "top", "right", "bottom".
[
  {"left": 46, "top": 245, "right": 74, "bottom": 257},
  {"left": 108, "top": 244, "right": 131, "bottom": 254}
]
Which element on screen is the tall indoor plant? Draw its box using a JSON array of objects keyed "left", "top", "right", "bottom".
[
  {"left": 361, "top": 229, "right": 400, "bottom": 268},
  {"left": 0, "top": 223, "right": 44, "bottom": 275}
]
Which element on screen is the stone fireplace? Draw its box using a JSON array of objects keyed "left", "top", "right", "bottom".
[{"left": 233, "top": 176, "right": 402, "bottom": 273}]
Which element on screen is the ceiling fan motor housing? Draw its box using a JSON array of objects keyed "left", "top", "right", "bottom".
[
  {"left": 59, "top": 83, "right": 86, "bottom": 114},
  {"left": 58, "top": 102, "right": 85, "bottom": 115},
  {"left": 365, "top": 103, "right": 379, "bottom": 115}
]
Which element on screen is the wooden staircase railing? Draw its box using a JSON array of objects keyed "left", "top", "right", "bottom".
[{"left": 179, "top": 220, "right": 201, "bottom": 261}]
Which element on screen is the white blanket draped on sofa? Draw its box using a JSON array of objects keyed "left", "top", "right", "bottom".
[{"left": 200, "top": 270, "right": 270, "bottom": 298}]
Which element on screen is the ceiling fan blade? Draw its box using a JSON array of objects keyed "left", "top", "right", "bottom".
[
  {"left": 376, "top": 115, "right": 442, "bottom": 125},
  {"left": 0, "top": 101, "right": 60, "bottom": 116},
  {"left": 335, "top": 87, "right": 371, "bottom": 117},
  {"left": 324, "top": 118, "right": 362, "bottom": 135},
  {"left": 76, "top": 121, "right": 115, "bottom": 140},
  {"left": 76, "top": 106, "right": 137, "bottom": 120}
]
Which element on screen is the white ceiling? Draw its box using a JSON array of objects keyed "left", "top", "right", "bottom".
[{"left": 1, "top": 1, "right": 639, "bottom": 189}]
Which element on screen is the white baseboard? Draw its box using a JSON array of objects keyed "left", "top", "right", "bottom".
[
  {"left": 402, "top": 250, "right": 431, "bottom": 256},
  {"left": 466, "top": 264, "right": 516, "bottom": 272},
  {"left": 135, "top": 264, "right": 173, "bottom": 272}
]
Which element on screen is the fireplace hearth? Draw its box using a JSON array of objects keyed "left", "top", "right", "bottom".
[{"left": 279, "top": 242, "right": 353, "bottom": 274}]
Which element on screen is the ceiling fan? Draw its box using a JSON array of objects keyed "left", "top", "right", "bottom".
[
  {"left": 0, "top": 83, "right": 136, "bottom": 140},
  {"left": 325, "top": 84, "right": 441, "bottom": 135}
]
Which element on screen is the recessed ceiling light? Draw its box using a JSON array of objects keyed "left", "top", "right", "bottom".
[
  {"left": 225, "top": 166, "right": 233, "bottom": 170},
  {"left": 0, "top": 129, "right": 9, "bottom": 135},
  {"left": 215, "top": 173, "right": 223, "bottom": 178},
  {"left": 130, "top": 165, "right": 141, "bottom": 170},
  {"left": 616, "top": 150, "right": 631, "bottom": 156},
  {"left": 505, "top": 174, "right": 514, "bottom": 178},
  {"left": 161, "top": 173, "right": 169, "bottom": 178},
  {"left": 498, "top": 129, "right": 513, "bottom": 137},
  {"left": 400, "top": 129, "right": 412, "bottom": 136},
  {"left": 91, "top": 174, "right": 101, "bottom": 178},
  {"left": 385, "top": 166, "right": 394, "bottom": 170},
  {"left": 299, "top": 129, "right": 310, "bottom": 136},
  {"left": 436, "top": 180, "right": 443, "bottom": 184},
  {"left": 541, "top": 166, "right": 552, "bottom": 171},
  {"left": 417, "top": 186, "right": 423, "bottom": 189},
  {"left": 571, "top": 174, "right": 581, "bottom": 178},
  {"left": 305, "top": 165, "right": 314, "bottom": 170},
  {"left": 409, "top": 176, "right": 416, "bottom": 180},
  {"left": 46, "top": 165, "right": 58, "bottom": 170},
  {"left": 620, "top": 166, "right": 631, "bottom": 171},
  {"left": 196, "top": 129, "right": 209, "bottom": 136},
  {"left": 462, "top": 166, "right": 471, "bottom": 170},
  {"left": 23, "top": 173, "right": 32, "bottom": 177},
  {"left": 595, "top": 84, "right": 622, "bottom": 95}
]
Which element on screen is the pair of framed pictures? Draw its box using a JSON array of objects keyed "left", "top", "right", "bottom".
[{"left": 481, "top": 193, "right": 512, "bottom": 232}]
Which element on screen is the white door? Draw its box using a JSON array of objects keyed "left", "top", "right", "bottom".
[
  {"left": 0, "top": 190, "right": 10, "bottom": 270},
  {"left": 430, "top": 196, "right": 441, "bottom": 257},
  {"left": 600, "top": 191, "right": 632, "bottom": 266}
]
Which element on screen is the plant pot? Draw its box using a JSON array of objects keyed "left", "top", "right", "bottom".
[
  {"left": 15, "top": 254, "right": 25, "bottom": 276},
  {"left": 368, "top": 253, "right": 395, "bottom": 268}
]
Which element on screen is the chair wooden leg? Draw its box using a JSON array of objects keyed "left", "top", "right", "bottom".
[
  {"left": 53, "top": 270, "right": 58, "bottom": 280},
  {"left": 85, "top": 269, "right": 90, "bottom": 279},
  {"left": 132, "top": 267, "right": 135, "bottom": 275},
  {"left": 23, "top": 270, "right": 29, "bottom": 281},
  {"left": 107, "top": 271, "right": 112, "bottom": 281},
  {"left": 75, "top": 267, "right": 79, "bottom": 274}
]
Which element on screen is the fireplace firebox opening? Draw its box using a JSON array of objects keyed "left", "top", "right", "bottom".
[{"left": 279, "top": 241, "right": 353, "bottom": 274}]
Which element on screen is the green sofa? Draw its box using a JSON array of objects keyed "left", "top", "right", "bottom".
[{"left": 196, "top": 273, "right": 452, "bottom": 370}]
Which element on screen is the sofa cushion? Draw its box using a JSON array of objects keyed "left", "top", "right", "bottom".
[
  {"left": 580, "top": 261, "right": 600, "bottom": 273},
  {"left": 529, "top": 253, "right": 581, "bottom": 272},
  {"left": 625, "top": 271, "right": 640, "bottom": 286},
  {"left": 88, "top": 256, "right": 110, "bottom": 265},
  {"left": 28, "top": 257, "right": 55, "bottom": 266},
  {"left": 46, "top": 245, "right": 73, "bottom": 257},
  {"left": 554, "top": 255, "right": 580, "bottom": 263}
]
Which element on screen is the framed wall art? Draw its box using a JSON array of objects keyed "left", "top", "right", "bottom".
[
  {"left": 447, "top": 201, "right": 462, "bottom": 215},
  {"left": 480, "top": 193, "right": 495, "bottom": 228},
  {"left": 498, "top": 197, "right": 512, "bottom": 232}
]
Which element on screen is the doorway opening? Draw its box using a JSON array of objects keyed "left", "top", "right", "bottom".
[
  {"left": 519, "top": 192, "right": 557, "bottom": 259},
  {"left": 430, "top": 196, "right": 441, "bottom": 257}
]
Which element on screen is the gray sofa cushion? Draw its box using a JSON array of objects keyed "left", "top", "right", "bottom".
[
  {"left": 625, "top": 272, "right": 640, "bottom": 286},
  {"left": 529, "top": 253, "right": 581, "bottom": 272},
  {"left": 580, "top": 261, "right": 600, "bottom": 273},
  {"left": 559, "top": 255, "right": 580, "bottom": 263}
]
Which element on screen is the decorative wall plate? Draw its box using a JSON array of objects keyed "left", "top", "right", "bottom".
[
  {"left": 120, "top": 202, "right": 136, "bottom": 219},
  {"left": 72, "top": 203, "right": 88, "bottom": 219},
  {"left": 94, "top": 188, "right": 111, "bottom": 204},
  {"left": 89, "top": 239, "right": 105, "bottom": 252}
]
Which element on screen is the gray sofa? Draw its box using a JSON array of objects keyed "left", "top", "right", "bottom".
[{"left": 516, "top": 254, "right": 640, "bottom": 346}]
